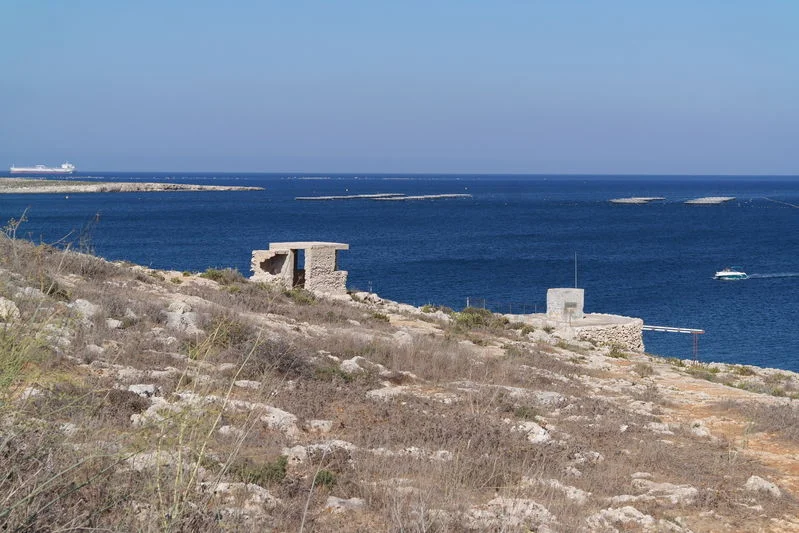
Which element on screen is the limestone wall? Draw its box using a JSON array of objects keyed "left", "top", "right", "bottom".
[
  {"left": 305, "top": 247, "right": 348, "bottom": 295},
  {"left": 574, "top": 318, "right": 645, "bottom": 353},
  {"left": 251, "top": 249, "right": 294, "bottom": 284}
]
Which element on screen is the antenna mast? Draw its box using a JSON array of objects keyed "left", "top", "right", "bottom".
[{"left": 574, "top": 252, "right": 578, "bottom": 288}]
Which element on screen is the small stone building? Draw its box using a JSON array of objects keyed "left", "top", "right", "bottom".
[
  {"left": 251, "top": 242, "right": 349, "bottom": 295},
  {"left": 546, "top": 288, "right": 585, "bottom": 321}
]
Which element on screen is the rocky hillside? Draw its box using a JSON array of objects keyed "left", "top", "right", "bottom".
[{"left": 2, "top": 234, "right": 799, "bottom": 532}]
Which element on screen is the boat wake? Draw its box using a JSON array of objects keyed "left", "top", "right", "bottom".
[{"left": 747, "top": 273, "right": 799, "bottom": 279}]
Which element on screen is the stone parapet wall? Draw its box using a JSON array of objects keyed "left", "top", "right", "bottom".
[{"left": 574, "top": 317, "right": 644, "bottom": 353}]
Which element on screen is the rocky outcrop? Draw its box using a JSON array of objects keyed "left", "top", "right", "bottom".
[{"left": 0, "top": 179, "right": 263, "bottom": 194}]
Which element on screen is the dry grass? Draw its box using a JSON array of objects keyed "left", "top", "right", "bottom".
[{"left": 1, "top": 232, "right": 798, "bottom": 531}]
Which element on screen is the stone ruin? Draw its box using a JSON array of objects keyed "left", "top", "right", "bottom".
[
  {"left": 502, "top": 288, "right": 644, "bottom": 352},
  {"left": 251, "top": 242, "right": 349, "bottom": 295},
  {"left": 545, "top": 288, "right": 643, "bottom": 352}
]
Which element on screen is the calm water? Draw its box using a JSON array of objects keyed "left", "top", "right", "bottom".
[{"left": 2, "top": 173, "right": 798, "bottom": 370}]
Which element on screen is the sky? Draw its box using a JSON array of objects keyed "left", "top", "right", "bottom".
[{"left": 1, "top": 1, "right": 797, "bottom": 174}]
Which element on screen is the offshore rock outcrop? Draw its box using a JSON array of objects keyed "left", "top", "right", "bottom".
[{"left": 0, "top": 178, "right": 263, "bottom": 194}]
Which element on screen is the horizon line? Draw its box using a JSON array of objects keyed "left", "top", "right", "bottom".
[{"left": 40, "top": 169, "right": 799, "bottom": 178}]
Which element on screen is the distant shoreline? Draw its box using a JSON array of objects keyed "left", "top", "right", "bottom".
[{"left": 0, "top": 178, "right": 263, "bottom": 194}]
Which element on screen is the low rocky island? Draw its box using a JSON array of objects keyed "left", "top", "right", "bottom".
[
  {"left": 685, "top": 196, "right": 736, "bottom": 205},
  {"left": 0, "top": 178, "right": 263, "bottom": 194},
  {"left": 610, "top": 197, "right": 666, "bottom": 204},
  {"left": 1, "top": 236, "right": 799, "bottom": 531}
]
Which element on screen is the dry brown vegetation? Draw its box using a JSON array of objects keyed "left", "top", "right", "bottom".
[{"left": 2, "top": 232, "right": 799, "bottom": 531}]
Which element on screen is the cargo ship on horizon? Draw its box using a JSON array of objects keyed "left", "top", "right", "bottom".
[{"left": 9, "top": 162, "right": 76, "bottom": 175}]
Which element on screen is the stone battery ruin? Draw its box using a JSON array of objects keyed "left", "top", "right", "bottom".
[
  {"left": 251, "top": 242, "right": 349, "bottom": 295},
  {"left": 508, "top": 288, "right": 644, "bottom": 352}
]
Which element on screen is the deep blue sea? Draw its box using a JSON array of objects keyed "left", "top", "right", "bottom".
[{"left": 2, "top": 172, "right": 798, "bottom": 371}]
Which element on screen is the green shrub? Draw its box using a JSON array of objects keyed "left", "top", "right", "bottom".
[
  {"left": 608, "top": 345, "right": 627, "bottom": 359},
  {"left": 284, "top": 288, "right": 316, "bottom": 305},
  {"left": 454, "top": 307, "right": 507, "bottom": 330},
  {"left": 733, "top": 365, "right": 756, "bottom": 376},
  {"left": 200, "top": 268, "right": 246, "bottom": 285},
  {"left": 231, "top": 456, "right": 288, "bottom": 486},
  {"left": 314, "top": 365, "right": 353, "bottom": 383},
  {"left": 514, "top": 406, "right": 538, "bottom": 420},
  {"left": 371, "top": 312, "right": 390, "bottom": 322},
  {"left": 314, "top": 469, "right": 337, "bottom": 489},
  {"left": 421, "top": 304, "right": 453, "bottom": 315}
]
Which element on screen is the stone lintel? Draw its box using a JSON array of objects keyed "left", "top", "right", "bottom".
[{"left": 269, "top": 242, "right": 349, "bottom": 251}]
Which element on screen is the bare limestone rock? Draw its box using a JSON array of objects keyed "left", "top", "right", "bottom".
[
  {"left": 70, "top": 298, "right": 100, "bottom": 318},
  {"left": 464, "top": 497, "right": 555, "bottom": 530},
  {"left": 200, "top": 482, "right": 280, "bottom": 517},
  {"left": 525, "top": 477, "right": 590, "bottom": 505},
  {"left": 0, "top": 297, "right": 20, "bottom": 321},
  {"left": 305, "top": 419, "right": 334, "bottom": 433},
  {"left": 324, "top": 496, "right": 366, "bottom": 514},
  {"left": 586, "top": 506, "right": 655, "bottom": 531},
  {"left": 162, "top": 301, "right": 202, "bottom": 335},
  {"left": 128, "top": 384, "right": 158, "bottom": 398},
  {"left": 511, "top": 420, "right": 552, "bottom": 444},
  {"left": 745, "top": 475, "right": 782, "bottom": 498},
  {"left": 233, "top": 379, "right": 261, "bottom": 390},
  {"left": 611, "top": 478, "right": 698, "bottom": 506}
]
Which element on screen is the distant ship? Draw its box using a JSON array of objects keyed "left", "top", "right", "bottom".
[{"left": 9, "top": 162, "right": 76, "bottom": 175}]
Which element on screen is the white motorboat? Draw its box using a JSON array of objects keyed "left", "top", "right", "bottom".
[{"left": 714, "top": 267, "right": 747, "bottom": 280}]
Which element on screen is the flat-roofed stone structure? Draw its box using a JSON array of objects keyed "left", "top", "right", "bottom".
[
  {"left": 251, "top": 242, "right": 349, "bottom": 295},
  {"left": 546, "top": 288, "right": 585, "bottom": 321},
  {"left": 507, "top": 288, "right": 644, "bottom": 352}
]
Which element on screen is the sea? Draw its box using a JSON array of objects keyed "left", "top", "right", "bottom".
[{"left": 2, "top": 172, "right": 798, "bottom": 371}]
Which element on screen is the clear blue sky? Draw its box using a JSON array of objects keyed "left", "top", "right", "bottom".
[{"left": 2, "top": 1, "right": 797, "bottom": 174}]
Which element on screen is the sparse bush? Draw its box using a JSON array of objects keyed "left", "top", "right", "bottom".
[
  {"left": 200, "top": 267, "right": 245, "bottom": 285},
  {"left": 454, "top": 307, "right": 508, "bottom": 330},
  {"left": 231, "top": 456, "right": 288, "bottom": 486},
  {"left": 686, "top": 364, "right": 718, "bottom": 382},
  {"left": 634, "top": 362, "right": 654, "bottom": 378},
  {"left": 284, "top": 287, "right": 316, "bottom": 305},
  {"left": 608, "top": 345, "right": 627, "bottom": 358},
  {"left": 314, "top": 469, "right": 337, "bottom": 489},
  {"left": 514, "top": 406, "right": 538, "bottom": 420},
  {"left": 371, "top": 312, "right": 390, "bottom": 322},
  {"left": 421, "top": 304, "right": 453, "bottom": 314},
  {"left": 314, "top": 365, "right": 354, "bottom": 383}
]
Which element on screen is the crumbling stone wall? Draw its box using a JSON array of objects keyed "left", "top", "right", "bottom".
[{"left": 575, "top": 317, "right": 645, "bottom": 352}]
